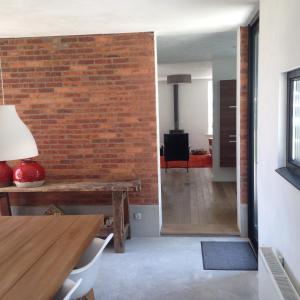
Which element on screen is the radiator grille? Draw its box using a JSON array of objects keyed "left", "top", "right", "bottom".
[{"left": 261, "top": 247, "right": 300, "bottom": 300}]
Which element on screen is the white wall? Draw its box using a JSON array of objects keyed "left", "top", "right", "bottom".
[
  {"left": 158, "top": 79, "right": 210, "bottom": 150},
  {"left": 212, "top": 57, "right": 237, "bottom": 182},
  {"left": 259, "top": 0, "right": 300, "bottom": 292}
]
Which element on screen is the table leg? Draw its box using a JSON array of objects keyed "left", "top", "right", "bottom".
[
  {"left": 112, "top": 191, "right": 125, "bottom": 253},
  {"left": 85, "top": 288, "right": 95, "bottom": 300},
  {"left": 0, "top": 193, "right": 12, "bottom": 216}
]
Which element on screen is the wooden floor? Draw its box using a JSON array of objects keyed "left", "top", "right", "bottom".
[{"left": 161, "top": 168, "right": 239, "bottom": 235}]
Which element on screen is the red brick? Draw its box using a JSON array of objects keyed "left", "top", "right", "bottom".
[{"left": 0, "top": 32, "right": 158, "bottom": 206}]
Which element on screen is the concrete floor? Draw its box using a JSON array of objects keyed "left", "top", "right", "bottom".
[{"left": 94, "top": 237, "right": 258, "bottom": 300}]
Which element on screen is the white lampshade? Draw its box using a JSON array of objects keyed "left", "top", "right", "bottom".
[{"left": 0, "top": 105, "right": 38, "bottom": 161}]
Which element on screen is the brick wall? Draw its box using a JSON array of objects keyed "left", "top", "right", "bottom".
[
  {"left": 0, "top": 32, "right": 158, "bottom": 206},
  {"left": 239, "top": 27, "right": 249, "bottom": 204}
]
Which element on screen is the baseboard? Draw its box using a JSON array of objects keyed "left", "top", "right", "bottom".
[
  {"left": 238, "top": 203, "right": 248, "bottom": 237},
  {"left": 129, "top": 205, "right": 161, "bottom": 237}
]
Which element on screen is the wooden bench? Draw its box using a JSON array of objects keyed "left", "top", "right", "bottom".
[{"left": 0, "top": 180, "right": 141, "bottom": 253}]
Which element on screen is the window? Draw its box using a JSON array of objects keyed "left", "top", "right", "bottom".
[
  {"left": 287, "top": 68, "right": 300, "bottom": 175},
  {"left": 276, "top": 68, "right": 300, "bottom": 189}
]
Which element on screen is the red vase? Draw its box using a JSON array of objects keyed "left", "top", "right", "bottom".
[
  {"left": 0, "top": 161, "right": 13, "bottom": 187},
  {"left": 13, "top": 159, "right": 45, "bottom": 188}
]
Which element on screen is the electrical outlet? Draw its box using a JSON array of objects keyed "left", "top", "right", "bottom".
[{"left": 133, "top": 212, "right": 142, "bottom": 220}]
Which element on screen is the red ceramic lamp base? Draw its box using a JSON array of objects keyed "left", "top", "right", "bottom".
[
  {"left": 14, "top": 180, "right": 45, "bottom": 188},
  {"left": 13, "top": 159, "right": 45, "bottom": 188},
  {"left": 0, "top": 161, "right": 13, "bottom": 187}
]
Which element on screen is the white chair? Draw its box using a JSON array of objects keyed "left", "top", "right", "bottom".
[
  {"left": 68, "top": 233, "right": 113, "bottom": 299},
  {"left": 53, "top": 278, "right": 82, "bottom": 300}
]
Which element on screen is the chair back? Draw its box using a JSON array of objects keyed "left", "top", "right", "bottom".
[
  {"left": 164, "top": 133, "right": 189, "bottom": 162},
  {"left": 68, "top": 234, "right": 113, "bottom": 299},
  {"left": 53, "top": 278, "right": 82, "bottom": 300}
]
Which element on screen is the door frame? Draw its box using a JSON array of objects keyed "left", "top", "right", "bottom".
[{"left": 248, "top": 15, "right": 259, "bottom": 252}]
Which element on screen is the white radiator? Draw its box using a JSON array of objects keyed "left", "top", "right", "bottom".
[{"left": 259, "top": 247, "right": 300, "bottom": 300}]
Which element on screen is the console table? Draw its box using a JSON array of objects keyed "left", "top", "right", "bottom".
[{"left": 0, "top": 180, "right": 141, "bottom": 253}]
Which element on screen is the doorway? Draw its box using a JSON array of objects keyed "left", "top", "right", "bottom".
[{"left": 156, "top": 33, "right": 239, "bottom": 236}]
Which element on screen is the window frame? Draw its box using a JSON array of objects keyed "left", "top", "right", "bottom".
[{"left": 287, "top": 68, "right": 300, "bottom": 176}]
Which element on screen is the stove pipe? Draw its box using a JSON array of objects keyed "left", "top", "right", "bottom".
[{"left": 167, "top": 74, "right": 192, "bottom": 133}]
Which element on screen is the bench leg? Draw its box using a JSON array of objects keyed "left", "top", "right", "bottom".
[
  {"left": 0, "top": 193, "right": 12, "bottom": 216},
  {"left": 112, "top": 191, "right": 125, "bottom": 253},
  {"left": 124, "top": 191, "right": 131, "bottom": 239}
]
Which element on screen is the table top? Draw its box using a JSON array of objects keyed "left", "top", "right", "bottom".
[
  {"left": 0, "top": 215, "right": 103, "bottom": 300},
  {"left": 0, "top": 179, "right": 141, "bottom": 193}
]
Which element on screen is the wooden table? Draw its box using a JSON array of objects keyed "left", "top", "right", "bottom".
[
  {"left": 0, "top": 215, "right": 102, "bottom": 300},
  {"left": 0, "top": 180, "right": 141, "bottom": 253}
]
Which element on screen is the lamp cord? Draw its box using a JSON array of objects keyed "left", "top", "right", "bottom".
[{"left": 0, "top": 58, "right": 5, "bottom": 105}]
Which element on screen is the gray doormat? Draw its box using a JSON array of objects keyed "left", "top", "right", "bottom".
[{"left": 201, "top": 241, "right": 258, "bottom": 271}]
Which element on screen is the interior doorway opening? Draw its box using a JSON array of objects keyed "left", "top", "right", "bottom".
[{"left": 156, "top": 32, "right": 239, "bottom": 235}]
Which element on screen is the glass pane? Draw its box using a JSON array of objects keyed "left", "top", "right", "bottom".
[{"left": 292, "top": 79, "right": 300, "bottom": 163}]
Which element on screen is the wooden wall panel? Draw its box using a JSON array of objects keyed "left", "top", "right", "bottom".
[{"left": 220, "top": 80, "right": 236, "bottom": 167}]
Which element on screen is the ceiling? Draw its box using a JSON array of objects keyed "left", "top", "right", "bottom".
[
  {"left": 0, "top": 0, "right": 258, "bottom": 64},
  {"left": 0, "top": 0, "right": 258, "bottom": 38},
  {"left": 157, "top": 31, "right": 237, "bottom": 63}
]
